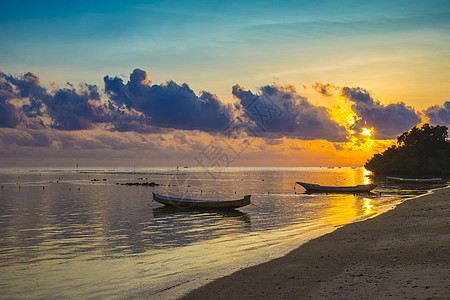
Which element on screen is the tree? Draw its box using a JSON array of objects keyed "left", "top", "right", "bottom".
[{"left": 364, "top": 124, "right": 450, "bottom": 175}]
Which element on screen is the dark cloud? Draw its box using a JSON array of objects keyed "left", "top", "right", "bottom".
[
  {"left": 312, "top": 82, "right": 335, "bottom": 97},
  {"left": 424, "top": 101, "right": 450, "bottom": 126},
  {"left": 341, "top": 87, "right": 421, "bottom": 139},
  {"left": 6, "top": 72, "right": 48, "bottom": 100},
  {"left": 1, "top": 71, "right": 110, "bottom": 130},
  {"left": 86, "top": 84, "right": 101, "bottom": 100},
  {"left": 47, "top": 87, "right": 109, "bottom": 130},
  {"left": 1, "top": 69, "right": 430, "bottom": 148},
  {"left": 4, "top": 71, "right": 48, "bottom": 118},
  {"left": 0, "top": 72, "right": 22, "bottom": 128},
  {"left": 23, "top": 118, "right": 46, "bottom": 130},
  {"left": 21, "top": 99, "right": 44, "bottom": 118},
  {"left": 2, "top": 69, "right": 234, "bottom": 134},
  {"left": 103, "top": 75, "right": 135, "bottom": 109},
  {"left": 0, "top": 70, "right": 152, "bottom": 132},
  {"left": 104, "top": 69, "right": 234, "bottom": 132},
  {"left": 0, "top": 97, "right": 22, "bottom": 128},
  {"left": 233, "top": 84, "right": 349, "bottom": 142}
]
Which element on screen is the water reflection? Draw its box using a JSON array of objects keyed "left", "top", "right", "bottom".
[
  {"left": 362, "top": 198, "right": 374, "bottom": 215},
  {"left": 152, "top": 206, "right": 251, "bottom": 224},
  {"left": 147, "top": 207, "right": 251, "bottom": 250},
  {"left": 0, "top": 167, "right": 435, "bottom": 299}
]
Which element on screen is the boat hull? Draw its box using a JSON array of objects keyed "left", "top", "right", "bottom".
[
  {"left": 296, "top": 182, "right": 377, "bottom": 193},
  {"left": 152, "top": 192, "right": 251, "bottom": 209},
  {"left": 387, "top": 176, "right": 442, "bottom": 183}
]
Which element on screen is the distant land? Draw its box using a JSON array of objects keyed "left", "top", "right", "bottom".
[{"left": 365, "top": 124, "right": 450, "bottom": 175}]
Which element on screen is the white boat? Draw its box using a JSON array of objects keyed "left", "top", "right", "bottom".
[
  {"left": 386, "top": 176, "right": 442, "bottom": 183},
  {"left": 296, "top": 182, "right": 377, "bottom": 193}
]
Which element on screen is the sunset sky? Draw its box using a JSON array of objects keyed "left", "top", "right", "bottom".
[{"left": 1, "top": 0, "right": 449, "bottom": 167}]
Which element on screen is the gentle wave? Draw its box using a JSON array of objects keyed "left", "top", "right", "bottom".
[{"left": 0, "top": 167, "right": 442, "bottom": 299}]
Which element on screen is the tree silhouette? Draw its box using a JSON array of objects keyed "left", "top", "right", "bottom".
[{"left": 365, "top": 124, "right": 450, "bottom": 175}]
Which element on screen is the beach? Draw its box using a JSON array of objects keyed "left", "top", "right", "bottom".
[{"left": 183, "top": 186, "right": 450, "bottom": 299}]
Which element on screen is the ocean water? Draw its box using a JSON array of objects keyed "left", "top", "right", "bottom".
[{"left": 0, "top": 167, "right": 442, "bottom": 299}]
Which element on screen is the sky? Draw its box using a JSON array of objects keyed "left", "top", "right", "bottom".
[{"left": 1, "top": 0, "right": 450, "bottom": 167}]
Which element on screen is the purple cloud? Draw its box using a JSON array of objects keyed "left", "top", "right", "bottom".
[
  {"left": 0, "top": 72, "right": 22, "bottom": 128},
  {"left": 233, "top": 84, "right": 349, "bottom": 142},
  {"left": 47, "top": 87, "right": 108, "bottom": 130},
  {"left": 424, "top": 101, "right": 450, "bottom": 126},
  {"left": 342, "top": 87, "right": 421, "bottom": 139},
  {"left": 2, "top": 69, "right": 430, "bottom": 146},
  {"left": 1, "top": 71, "right": 110, "bottom": 130},
  {"left": 0, "top": 70, "right": 162, "bottom": 132},
  {"left": 104, "top": 69, "right": 234, "bottom": 133}
]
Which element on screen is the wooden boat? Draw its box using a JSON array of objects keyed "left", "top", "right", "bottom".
[
  {"left": 296, "top": 182, "right": 377, "bottom": 193},
  {"left": 152, "top": 192, "right": 251, "bottom": 209},
  {"left": 386, "top": 176, "right": 442, "bottom": 183}
]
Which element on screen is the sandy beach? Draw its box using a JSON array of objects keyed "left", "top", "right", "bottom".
[{"left": 183, "top": 186, "right": 450, "bottom": 299}]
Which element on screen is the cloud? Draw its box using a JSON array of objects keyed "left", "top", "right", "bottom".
[
  {"left": 173, "top": 132, "right": 190, "bottom": 145},
  {"left": 0, "top": 127, "right": 161, "bottom": 154},
  {"left": 0, "top": 129, "right": 53, "bottom": 148},
  {"left": 333, "top": 143, "right": 344, "bottom": 151},
  {"left": 1, "top": 68, "right": 430, "bottom": 151},
  {"left": 1, "top": 71, "right": 112, "bottom": 130},
  {"left": 0, "top": 72, "right": 23, "bottom": 128},
  {"left": 3, "top": 68, "right": 235, "bottom": 134},
  {"left": 0, "top": 70, "right": 166, "bottom": 133},
  {"left": 104, "top": 69, "right": 234, "bottom": 133},
  {"left": 0, "top": 98, "right": 22, "bottom": 128},
  {"left": 290, "top": 145, "right": 308, "bottom": 151},
  {"left": 0, "top": 71, "right": 47, "bottom": 129},
  {"left": 6, "top": 72, "right": 48, "bottom": 101},
  {"left": 424, "top": 101, "right": 450, "bottom": 126},
  {"left": 232, "top": 84, "right": 349, "bottom": 142},
  {"left": 312, "top": 82, "right": 335, "bottom": 97},
  {"left": 341, "top": 87, "right": 421, "bottom": 139},
  {"left": 265, "top": 138, "right": 284, "bottom": 145},
  {"left": 4, "top": 72, "right": 48, "bottom": 119},
  {"left": 103, "top": 74, "right": 136, "bottom": 109},
  {"left": 47, "top": 87, "right": 109, "bottom": 130}
]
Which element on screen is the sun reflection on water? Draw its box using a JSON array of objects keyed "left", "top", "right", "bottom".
[
  {"left": 363, "top": 198, "right": 374, "bottom": 215},
  {"left": 363, "top": 168, "right": 372, "bottom": 185}
]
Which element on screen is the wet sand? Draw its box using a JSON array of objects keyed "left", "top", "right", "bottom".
[{"left": 183, "top": 186, "right": 450, "bottom": 299}]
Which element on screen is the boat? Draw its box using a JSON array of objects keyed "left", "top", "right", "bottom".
[
  {"left": 152, "top": 192, "right": 251, "bottom": 209},
  {"left": 296, "top": 182, "right": 377, "bottom": 193},
  {"left": 386, "top": 176, "right": 442, "bottom": 183}
]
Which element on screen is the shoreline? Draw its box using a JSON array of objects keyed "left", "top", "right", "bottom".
[{"left": 182, "top": 186, "right": 450, "bottom": 299}]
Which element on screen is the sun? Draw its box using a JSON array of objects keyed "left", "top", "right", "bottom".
[{"left": 361, "top": 127, "right": 372, "bottom": 137}]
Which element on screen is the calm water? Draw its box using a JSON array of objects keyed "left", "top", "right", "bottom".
[{"left": 0, "top": 167, "right": 443, "bottom": 299}]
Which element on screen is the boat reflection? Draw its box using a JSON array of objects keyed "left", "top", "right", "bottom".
[
  {"left": 152, "top": 206, "right": 251, "bottom": 226},
  {"left": 301, "top": 190, "right": 378, "bottom": 196}
]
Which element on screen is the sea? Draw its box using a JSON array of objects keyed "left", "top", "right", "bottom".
[{"left": 0, "top": 166, "right": 445, "bottom": 299}]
